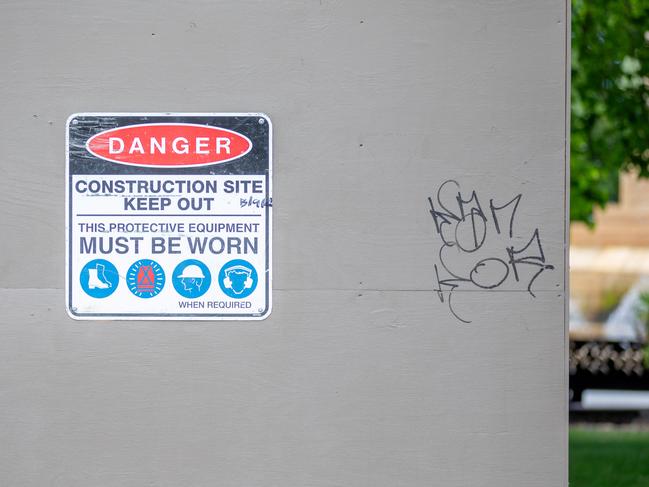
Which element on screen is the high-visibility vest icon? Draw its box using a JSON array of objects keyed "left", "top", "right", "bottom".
[
  {"left": 137, "top": 265, "right": 155, "bottom": 291},
  {"left": 126, "top": 259, "right": 165, "bottom": 299}
]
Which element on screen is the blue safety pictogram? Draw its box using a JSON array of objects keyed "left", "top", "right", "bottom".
[
  {"left": 126, "top": 259, "right": 165, "bottom": 298},
  {"left": 218, "top": 259, "right": 258, "bottom": 299},
  {"left": 80, "top": 259, "right": 119, "bottom": 298},
  {"left": 172, "top": 259, "right": 211, "bottom": 299}
]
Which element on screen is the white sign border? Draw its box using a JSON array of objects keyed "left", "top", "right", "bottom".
[{"left": 65, "top": 112, "right": 273, "bottom": 321}]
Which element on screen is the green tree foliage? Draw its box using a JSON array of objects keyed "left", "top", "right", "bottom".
[{"left": 571, "top": 0, "right": 649, "bottom": 223}]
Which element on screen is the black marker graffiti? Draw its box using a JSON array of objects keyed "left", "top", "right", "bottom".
[{"left": 427, "top": 180, "right": 554, "bottom": 323}]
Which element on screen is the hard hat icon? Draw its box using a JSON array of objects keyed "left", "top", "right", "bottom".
[
  {"left": 172, "top": 260, "right": 211, "bottom": 298},
  {"left": 177, "top": 264, "right": 206, "bottom": 279}
]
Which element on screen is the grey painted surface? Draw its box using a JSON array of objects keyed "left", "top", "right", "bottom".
[{"left": 0, "top": 1, "right": 568, "bottom": 485}]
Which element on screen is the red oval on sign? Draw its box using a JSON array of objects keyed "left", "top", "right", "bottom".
[{"left": 86, "top": 123, "right": 252, "bottom": 167}]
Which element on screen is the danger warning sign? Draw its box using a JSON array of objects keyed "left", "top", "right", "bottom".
[{"left": 65, "top": 113, "right": 272, "bottom": 320}]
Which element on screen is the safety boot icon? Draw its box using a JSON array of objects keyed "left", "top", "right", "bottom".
[{"left": 88, "top": 263, "right": 112, "bottom": 289}]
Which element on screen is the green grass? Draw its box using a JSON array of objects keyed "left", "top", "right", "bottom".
[{"left": 570, "top": 428, "right": 649, "bottom": 487}]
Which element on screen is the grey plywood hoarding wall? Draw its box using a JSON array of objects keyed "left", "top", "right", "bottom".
[{"left": 0, "top": 1, "right": 568, "bottom": 485}]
